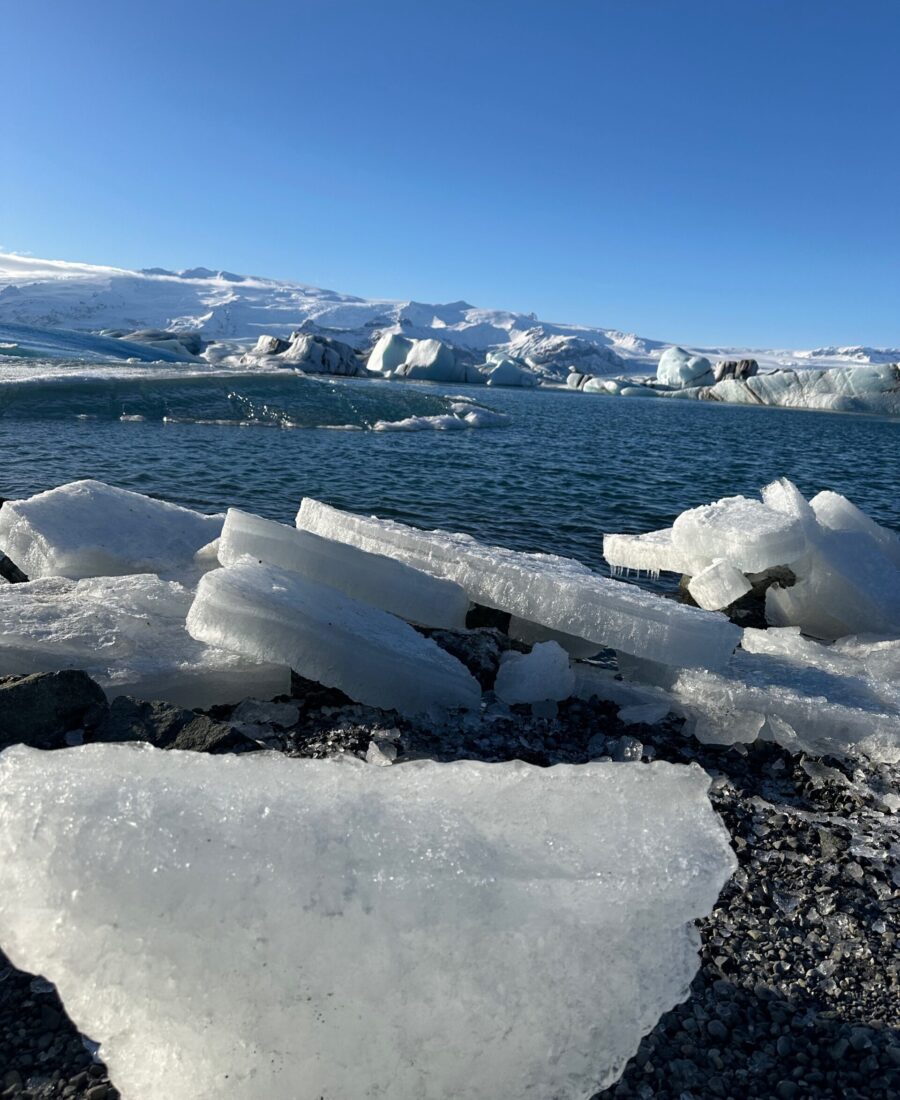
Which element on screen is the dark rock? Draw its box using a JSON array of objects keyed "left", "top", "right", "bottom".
[
  {"left": 0, "top": 672, "right": 107, "bottom": 748},
  {"left": 465, "top": 604, "right": 512, "bottom": 632},
  {"left": 93, "top": 697, "right": 256, "bottom": 753},
  {"left": 425, "top": 627, "right": 510, "bottom": 690}
]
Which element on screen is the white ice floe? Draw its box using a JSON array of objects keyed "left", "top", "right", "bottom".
[
  {"left": 687, "top": 559, "right": 752, "bottom": 612},
  {"left": 367, "top": 334, "right": 484, "bottom": 384},
  {"left": 0, "top": 479, "right": 222, "bottom": 580},
  {"left": 187, "top": 559, "right": 481, "bottom": 715},
  {"left": 0, "top": 574, "right": 288, "bottom": 708},
  {"left": 0, "top": 743, "right": 735, "bottom": 1100},
  {"left": 296, "top": 499, "right": 741, "bottom": 670},
  {"left": 218, "top": 508, "right": 469, "bottom": 629},
  {"left": 493, "top": 641, "right": 575, "bottom": 704}
]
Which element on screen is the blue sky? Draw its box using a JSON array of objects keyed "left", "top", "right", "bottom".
[{"left": 3, "top": 0, "right": 899, "bottom": 347}]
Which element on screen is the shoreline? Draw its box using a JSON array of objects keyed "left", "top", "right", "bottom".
[{"left": 1, "top": 646, "right": 898, "bottom": 1099}]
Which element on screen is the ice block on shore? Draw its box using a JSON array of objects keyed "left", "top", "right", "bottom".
[
  {"left": 296, "top": 500, "right": 741, "bottom": 670},
  {"left": 218, "top": 508, "right": 469, "bottom": 629},
  {"left": 187, "top": 559, "right": 481, "bottom": 715},
  {"left": 0, "top": 744, "right": 735, "bottom": 1100},
  {"left": 0, "top": 479, "right": 222, "bottom": 580}
]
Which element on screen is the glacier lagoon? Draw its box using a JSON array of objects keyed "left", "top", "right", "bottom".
[{"left": 2, "top": 370, "right": 898, "bottom": 571}]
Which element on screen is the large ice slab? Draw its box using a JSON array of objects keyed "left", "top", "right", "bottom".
[
  {"left": 218, "top": 508, "right": 469, "bottom": 629},
  {"left": 187, "top": 559, "right": 481, "bottom": 714},
  {"left": 0, "top": 744, "right": 735, "bottom": 1100},
  {"left": 296, "top": 500, "right": 741, "bottom": 670},
  {"left": 0, "top": 574, "right": 288, "bottom": 708},
  {"left": 0, "top": 479, "right": 223, "bottom": 580},
  {"left": 810, "top": 489, "right": 900, "bottom": 569}
]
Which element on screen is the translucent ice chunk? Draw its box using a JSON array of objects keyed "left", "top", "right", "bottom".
[
  {"left": 187, "top": 559, "right": 481, "bottom": 715},
  {"left": 219, "top": 508, "right": 469, "bottom": 629},
  {"left": 687, "top": 559, "right": 752, "bottom": 611},
  {"left": 672, "top": 496, "right": 807, "bottom": 574},
  {"left": 493, "top": 641, "right": 575, "bottom": 704},
  {"left": 297, "top": 500, "right": 741, "bottom": 670},
  {"left": 0, "top": 574, "right": 288, "bottom": 708},
  {"left": 0, "top": 479, "right": 223, "bottom": 580},
  {"left": 0, "top": 744, "right": 735, "bottom": 1100},
  {"left": 810, "top": 490, "right": 900, "bottom": 569}
]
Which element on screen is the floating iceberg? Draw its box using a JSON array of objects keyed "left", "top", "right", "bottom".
[
  {"left": 0, "top": 479, "right": 222, "bottom": 580},
  {"left": 296, "top": 499, "right": 741, "bottom": 669},
  {"left": 656, "top": 347, "right": 715, "bottom": 388},
  {"left": 0, "top": 574, "right": 288, "bottom": 708},
  {"left": 493, "top": 641, "right": 575, "bottom": 704},
  {"left": 706, "top": 363, "right": 900, "bottom": 415},
  {"left": 187, "top": 559, "right": 481, "bottom": 715},
  {"left": 485, "top": 358, "right": 538, "bottom": 387},
  {"left": 0, "top": 743, "right": 735, "bottom": 1100},
  {"left": 219, "top": 508, "right": 469, "bottom": 628},
  {"left": 367, "top": 334, "right": 484, "bottom": 384}
]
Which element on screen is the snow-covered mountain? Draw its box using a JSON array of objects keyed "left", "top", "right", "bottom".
[{"left": 1, "top": 252, "right": 897, "bottom": 380}]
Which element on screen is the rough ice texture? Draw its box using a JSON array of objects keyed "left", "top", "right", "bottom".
[
  {"left": 0, "top": 479, "right": 222, "bottom": 580},
  {"left": 0, "top": 574, "right": 288, "bottom": 708},
  {"left": 672, "top": 496, "right": 806, "bottom": 574},
  {"left": 296, "top": 500, "right": 741, "bottom": 670},
  {"left": 218, "top": 508, "right": 469, "bottom": 629},
  {"left": 187, "top": 559, "right": 480, "bottom": 715},
  {"left": 0, "top": 744, "right": 735, "bottom": 1100},
  {"left": 602, "top": 528, "right": 694, "bottom": 577},
  {"left": 485, "top": 358, "right": 538, "bottom": 387},
  {"left": 656, "top": 347, "right": 714, "bottom": 388},
  {"left": 687, "top": 559, "right": 752, "bottom": 611},
  {"left": 706, "top": 363, "right": 900, "bottom": 415},
  {"left": 493, "top": 641, "right": 575, "bottom": 703},
  {"left": 367, "top": 334, "right": 484, "bottom": 384},
  {"left": 672, "top": 640, "right": 900, "bottom": 762}
]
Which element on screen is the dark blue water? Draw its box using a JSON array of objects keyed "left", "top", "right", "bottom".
[{"left": 4, "top": 372, "right": 899, "bottom": 573}]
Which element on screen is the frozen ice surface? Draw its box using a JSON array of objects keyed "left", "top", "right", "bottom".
[
  {"left": 603, "top": 528, "right": 694, "bottom": 577},
  {"left": 219, "top": 508, "right": 469, "bottom": 629},
  {"left": 508, "top": 616, "right": 601, "bottom": 658},
  {"left": 366, "top": 332, "right": 415, "bottom": 375},
  {"left": 493, "top": 641, "right": 575, "bottom": 704},
  {"left": 297, "top": 500, "right": 741, "bottom": 670},
  {"left": 0, "top": 574, "right": 288, "bottom": 707},
  {"left": 0, "top": 744, "right": 735, "bottom": 1100},
  {"left": 656, "top": 347, "right": 714, "bottom": 388},
  {"left": 0, "top": 479, "right": 223, "bottom": 580},
  {"left": 672, "top": 497, "right": 806, "bottom": 574},
  {"left": 187, "top": 559, "right": 481, "bottom": 715},
  {"left": 687, "top": 559, "right": 752, "bottom": 611}
]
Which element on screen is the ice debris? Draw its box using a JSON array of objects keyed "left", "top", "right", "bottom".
[
  {"left": 0, "top": 574, "right": 288, "bottom": 708},
  {"left": 0, "top": 743, "right": 735, "bottom": 1100},
  {"left": 604, "top": 478, "right": 900, "bottom": 638},
  {"left": 0, "top": 479, "right": 222, "bottom": 580},
  {"left": 493, "top": 641, "right": 575, "bottom": 704},
  {"left": 218, "top": 507, "right": 470, "bottom": 629},
  {"left": 187, "top": 559, "right": 481, "bottom": 715},
  {"left": 296, "top": 499, "right": 741, "bottom": 670}
]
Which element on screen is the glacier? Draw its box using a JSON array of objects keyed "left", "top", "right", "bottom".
[{"left": 0, "top": 743, "right": 735, "bottom": 1100}]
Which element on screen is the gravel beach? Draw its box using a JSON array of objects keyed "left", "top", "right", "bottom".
[{"left": 0, "top": 641, "right": 898, "bottom": 1099}]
